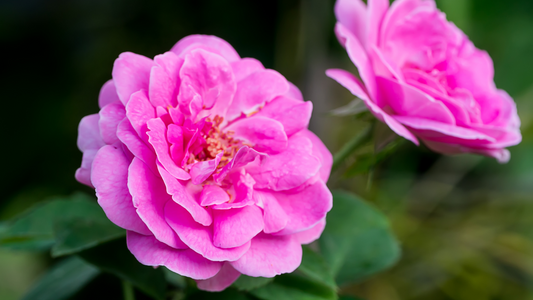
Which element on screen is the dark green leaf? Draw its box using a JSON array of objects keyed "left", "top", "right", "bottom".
[
  {"left": 163, "top": 266, "right": 186, "bottom": 289},
  {"left": 22, "top": 256, "right": 99, "bottom": 300},
  {"left": 298, "top": 246, "right": 336, "bottom": 289},
  {"left": 251, "top": 273, "right": 337, "bottom": 300},
  {"left": 185, "top": 288, "right": 251, "bottom": 300},
  {"left": 79, "top": 238, "right": 166, "bottom": 300},
  {"left": 52, "top": 217, "right": 125, "bottom": 257},
  {"left": 232, "top": 274, "right": 274, "bottom": 291},
  {"left": 344, "top": 139, "right": 404, "bottom": 177},
  {"left": 319, "top": 190, "right": 400, "bottom": 286},
  {"left": 0, "top": 193, "right": 111, "bottom": 251},
  {"left": 339, "top": 296, "right": 365, "bottom": 300}
]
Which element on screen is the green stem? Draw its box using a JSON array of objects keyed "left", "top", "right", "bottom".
[
  {"left": 122, "top": 280, "right": 135, "bottom": 300},
  {"left": 332, "top": 124, "right": 373, "bottom": 171}
]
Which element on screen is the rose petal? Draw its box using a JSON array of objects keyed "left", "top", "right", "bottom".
[
  {"left": 147, "top": 118, "right": 191, "bottom": 180},
  {"left": 129, "top": 158, "right": 188, "bottom": 249},
  {"left": 254, "top": 190, "right": 288, "bottom": 234},
  {"left": 231, "top": 57, "right": 265, "bottom": 82},
  {"left": 296, "top": 130, "right": 332, "bottom": 183},
  {"left": 91, "top": 145, "right": 150, "bottom": 234},
  {"left": 78, "top": 114, "right": 105, "bottom": 152},
  {"left": 112, "top": 52, "right": 153, "bottom": 106},
  {"left": 171, "top": 34, "right": 241, "bottom": 63},
  {"left": 117, "top": 119, "right": 158, "bottom": 175},
  {"left": 226, "top": 70, "right": 290, "bottom": 121},
  {"left": 335, "top": 0, "right": 367, "bottom": 49},
  {"left": 224, "top": 116, "right": 288, "bottom": 154},
  {"left": 247, "top": 133, "right": 321, "bottom": 191},
  {"left": 254, "top": 96, "right": 313, "bottom": 137},
  {"left": 200, "top": 185, "right": 230, "bottom": 207},
  {"left": 127, "top": 231, "right": 222, "bottom": 280},
  {"left": 149, "top": 52, "right": 184, "bottom": 108},
  {"left": 158, "top": 165, "right": 212, "bottom": 226},
  {"left": 98, "top": 80, "right": 121, "bottom": 109},
  {"left": 99, "top": 101, "right": 126, "bottom": 145},
  {"left": 196, "top": 262, "right": 241, "bottom": 292},
  {"left": 189, "top": 152, "right": 223, "bottom": 185},
  {"left": 213, "top": 205, "right": 264, "bottom": 248},
  {"left": 164, "top": 201, "right": 250, "bottom": 261},
  {"left": 293, "top": 218, "right": 326, "bottom": 245},
  {"left": 272, "top": 180, "right": 332, "bottom": 235},
  {"left": 230, "top": 233, "right": 302, "bottom": 277}
]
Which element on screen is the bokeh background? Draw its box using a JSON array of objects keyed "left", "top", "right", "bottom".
[{"left": 1, "top": 0, "right": 533, "bottom": 299}]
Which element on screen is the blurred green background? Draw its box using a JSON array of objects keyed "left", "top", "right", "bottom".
[{"left": 1, "top": 0, "right": 533, "bottom": 299}]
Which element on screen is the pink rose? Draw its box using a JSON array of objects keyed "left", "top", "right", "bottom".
[
  {"left": 76, "top": 35, "right": 332, "bottom": 291},
  {"left": 327, "top": 0, "right": 521, "bottom": 162}
]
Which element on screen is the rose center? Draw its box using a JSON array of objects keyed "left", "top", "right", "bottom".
[{"left": 187, "top": 115, "right": 242, "bottom": 168}]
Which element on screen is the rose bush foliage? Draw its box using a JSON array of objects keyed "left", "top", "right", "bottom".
[
  {"left": 328, "top": 0, "right": 521, "bottom": 162},
  {"left": 75, "top": 35, "right": 332, "bottom": 291}
]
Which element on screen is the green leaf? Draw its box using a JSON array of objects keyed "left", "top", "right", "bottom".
[
  {"left": 163, "top": 266, "right": 186, "bottom": 289},
  {"left": 52, "top": 217, "right": 125, "bottom": 257},
  {"left": 232, "top": 275, "right": 274, "bottom": 291},
  {"left": 0, "top": 193, "right": 120, "bottom": 251},
  {"left": 22, "top": 256, "right": 99, "bottom": 300},
  {"left": 344, "top": 139, "right": 404, "bottom": 177},
  {"left": 79, "top": 238, "right": 166, "bottom": 300},
  {"left": 185, "top": 288, "right": 251, "bottom": 300},
  {"left": 250, "top": 273, "right": 337, "bottom": 300},
  {"left": 319, "top": 190, "right": 400, "bottom": 286},
  {"left": 298, "top": 246, "right": 336, "bottom": 289}
]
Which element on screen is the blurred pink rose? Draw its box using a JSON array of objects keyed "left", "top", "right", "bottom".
[
  {"left": 327, "top": 0, "right": 521, "bottom": 162},
  {"left": 76, "top": 35, "right": 332, "bottom": 291}
]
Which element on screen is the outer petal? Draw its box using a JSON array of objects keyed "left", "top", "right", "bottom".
[
  {"left": 297, "top": 130, "right": 333, "bottom": 183},
  {"left": 230, "top": 233, "right": 302, "bottom": 277},
  {"left": 273, "top": 180, "right": 332, "bottom": 235},
  {"left": 394, "top": 116, "right": 496, "bottom": 144},
  {"left": 423, "top": 140, "right": 511, "bottom": 163},
  {"left": 171, "top": 34, "right": 241, "bottom": 63},
  {"left": 112, "top": 52, "right": 153, "bottom": 106},
  {"left": 213, "top": 205, "right": 264, "bottom": 248},
  {"left": 126, "top": 90, "right": 155, "bottom": 144},
  {"left": 164, "top": 201, "right": 250, "bottom": 262},
  {"left": 226, "top": 70, "right": 290, "bottom": 121},
  {"left": 99, "top": 101, "right": 126, "bottom": 145},
  {"left": 98, "top": 80, "right": 121, "bottom": 109},
  {"left": 224, "top": 116, "right": 288, "bottom": 154},
  {"left": 75, "top": 149, "right": 98, "bottom": 188},
  {"left": 254, "top": 96, "right": 313, "bottom": 137},
  {"left": 149, "top": 52, "right": 184, "bottom": 108},
  {"left": 368, "top": 0, "right": 389, "bottom": 47},
  {"left": 196, "top": 263, "right": 241, "bottom": 292},
  {"left": 335, "top": 0, "right": 367, "bottom": 49},
  {"left": 91, "top": 145, "right": 150, "bottom": 234},
  {"left": 77, "top": 114, "right": 105, "bottom": 152},
  {"left": 128, "top": 158, "right": 188, "bottom": 249},
  {"left": 293, "top": 218, "right": 326, "bottom": 245},
  {"left": 246, "top": 130, "right": 321, "bottom": 191},
  {"left": 335, "top": 23, "right": 379, "bottom": 103},
  {"left": 127, "top": 231, "right": 222, "bottom": 280},
  {"left": 231, "top": 57, "right": 265, "bottom": 82},
  {"left": 285, "top": 82, "right": 304, "bottom": 101},
  {"left": 326, "top": 68, "right": 419, "bottom": 144}
]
